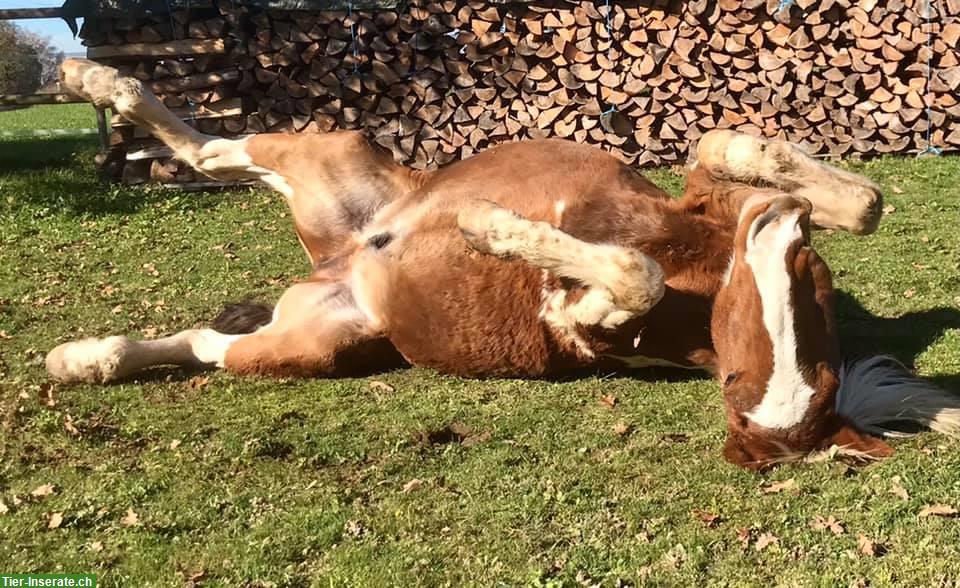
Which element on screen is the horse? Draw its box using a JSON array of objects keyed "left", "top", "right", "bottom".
[{"left": 46, "top": 58, "right": 960, "bottom": 470}]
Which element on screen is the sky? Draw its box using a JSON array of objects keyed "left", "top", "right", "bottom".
[{"left": 3, "top": 0, "right": 85, "bottom": 53}]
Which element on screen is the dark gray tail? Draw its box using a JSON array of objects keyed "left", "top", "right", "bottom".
[
  {"left": 836, "top": 355, "right": 960, "bottom": 438},
  {"left": 211, "top": 302, "right": 274, "bottom": 334}
]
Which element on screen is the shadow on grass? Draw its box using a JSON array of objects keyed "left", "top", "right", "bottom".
[
  {"left": 0, "top": 137, "right": 98, "bottom": 171},
  {"left": 836, "top": 291, "right": 960, "bottom": 369},
  {"left": 1, "top": 138, "right": 233, "bottom": 217}
]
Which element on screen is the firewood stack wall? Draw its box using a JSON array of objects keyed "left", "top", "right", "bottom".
[{"left": 80, "top": 0, "right": 960, "bottom": 184}]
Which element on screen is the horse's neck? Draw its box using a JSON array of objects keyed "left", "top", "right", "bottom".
[{"left": 636, "top": 198, "right": 735, "bottom": 289}]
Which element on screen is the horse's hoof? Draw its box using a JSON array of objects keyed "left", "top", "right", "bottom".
[{"left": 46, "top": 336, "right": 133, "bottom": 384}]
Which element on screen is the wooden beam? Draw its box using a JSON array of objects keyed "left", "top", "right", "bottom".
[
  {"left": 111, "top": 98, "right": 242, "bottom": 127},
  {"left": 126, "top": 145, "right": 172, "bottom": 161},
  {"left": 0, "top": 93, "right": 87, "bottom": 106},
  {"left": 0, "top": 7, "right": 63, "bottom": 20},
  {"left": 87, "top": 39, "right": 226, "bottom": 59},
  {"left": 149, "top": 69, "right": 240, "bottom": 94}
]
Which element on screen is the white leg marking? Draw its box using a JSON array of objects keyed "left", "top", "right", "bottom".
[
  {"left": 460, "top": 199, "right": 664, "bottom": 358},
  {"left": 742, "top": 212, "right": 816, "bottom": 430},
  {"left": 46, "top": 329, "right": 241, "bottom": 384},
  {"left": 699, "top": 130, "right": 882, "bottom": 234}
]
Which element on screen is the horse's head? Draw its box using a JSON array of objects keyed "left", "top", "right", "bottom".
[{"left": 711, "top": 194, "right": 894, "bottom": 470}]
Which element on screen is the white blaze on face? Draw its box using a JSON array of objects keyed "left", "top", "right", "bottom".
[{"left": 742, "top": 211, "right": 816, "bottom": 430}]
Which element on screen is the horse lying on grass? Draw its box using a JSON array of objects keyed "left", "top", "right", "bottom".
[{"left": 46, "top": 58, "right": 960, "bottom": 470}]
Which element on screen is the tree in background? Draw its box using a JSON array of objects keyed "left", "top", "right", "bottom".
[{"left": 0, "top": 22, "right": 65, "bottom": 94}]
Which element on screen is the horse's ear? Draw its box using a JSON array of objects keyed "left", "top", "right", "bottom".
[{"left": 822, "top": 423, "right": 894, "bottom": 458}]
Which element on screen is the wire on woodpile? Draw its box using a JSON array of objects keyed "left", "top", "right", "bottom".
[
  {"left": 348, "top": 0, "right": 360, "bottom": 76},
  {"left": 598, "top": 0, "right": 616, "bottom": 119},
  {"left": 920, "top": 0, "right": 942, "bottom": 156}
]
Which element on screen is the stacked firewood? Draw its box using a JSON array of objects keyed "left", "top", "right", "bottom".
[
  {"left": 82, "top": 0, "right": 960, "bottom": 183},
  {"left": 80, "top": 5, "right": 246, "bottom": 184}
]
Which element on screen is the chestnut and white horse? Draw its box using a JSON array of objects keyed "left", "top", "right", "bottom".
[{"left": 47, "top": 59, "right": 960, "bottom": 469}]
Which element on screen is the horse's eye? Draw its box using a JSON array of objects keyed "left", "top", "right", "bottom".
[{"left": 724, "top": 372, "right": 738, "bottom": 387}]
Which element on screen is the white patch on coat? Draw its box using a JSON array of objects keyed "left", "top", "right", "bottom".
[
  {"left": 742, "top": 211, "right": 816, "bottom": 430},
  {"left": 540, "top": 289, "right": 596, "bottom": 358},
  {"left": 45, "top": 329, "right": 242, "bottom": 384},
  {"left": 554, "top": 199, "right": 566, "bottom": 224}
]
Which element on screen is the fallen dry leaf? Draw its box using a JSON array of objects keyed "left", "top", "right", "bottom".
[
  {"left": 48, "top": 512, "right": 63, "bottom": 529},
  {"left": 903, "top": 288, "right": 916, "bottom": 298},
  {"left": 911, "top": 262, "right": 928, "bottom": 271},
  {"left": 889, "top": 476, "right": 909, "bottom": 501},
  {"left": 761, "top": 478, "right": 796, "bottom": 494},
  {"left": 38, "top": 383, "right": 56, "bottom": 408},
  {"left": 919, "top": 504, "right": 959, "bottom": 518},
  {"left": 882, "top": 204, "right": 896, "bottom": 215},
  {"left": 890, "top": 185, "right": 904, "bottom": 194},
  {"left": 184, "top": 569, "right": 206, "bottom": 586},
  {"left": 599, "top": 394, "right": 617, "bottom": 408},
  {"left": 344, "top": 519, "right": 365, "bottom": 537},
  {"left": 89, "top": 541, "right": 104, "bottom": 552},
  {"left": 185, "top": 376, "right": 210, "bottom": 390},
  {"left": 613, "top": 421, "right": 631, "bottom": 436},
  {"left": 31, "top": 484, "right": 55, "bottom": 499},
  {"left": 811, "top": 515, "right": 845, "bottom": 535},
  {"left": 64, "top": 415, "right": 80, "bottom": 437},
  {"left": 691, "top": 509, "right": 722, "bottom": 528},
  {"left": 857, "top": 534, "right": 883, "bottom": 557},
  {"left": 0, "top": 330, "right": 10, "bottom": 339},
  {"left": 169, "top": 439, "right": 182, "bottom": 450},
  {"left": 736, "top": 528, "right": 752, "bottom": 550},
  {"left": 120, "top": 507, "right": 139, "bottom": 527},
  {"left": 755, "top": 532, "right": 778, "bottom": 551},
  {"left": 0, "top": 500, "right": 8, "bottom": 515},
  {"left": 369, "top": 380, "right": 395, "bottom": 393},
  {"left": 402, "top": 479, "right": 423, "bottom": 493}
]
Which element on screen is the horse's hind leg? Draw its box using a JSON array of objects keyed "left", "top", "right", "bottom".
[
  {"left": 690, "top": 130, "right": 883, "bottom": 235},
  {"left": 60, "top": 59, "right": 250, "bottom": 181},
  {"left": 46, "top": 281, "right": 405, "bottom": 383},
  {"left": 221, "top": 280, "right": 405, "bottom": 377},
  {"left": 458, "top": 200, "right": 664, "bottom": 340},
  {"left": 59, "top": 59, "right": 428, "bottom": 264}
]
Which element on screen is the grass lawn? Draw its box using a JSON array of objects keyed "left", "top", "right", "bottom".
[{"left": 1, "top": 105, "right": 959, "bottom": 586}]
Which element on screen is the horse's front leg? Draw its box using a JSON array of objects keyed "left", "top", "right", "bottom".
[
  {"left": 457, "top": 199, "right": 665, "bottom": 357},
  {"left": 683, "top": 130, "right": 883, "bottom": 235}
]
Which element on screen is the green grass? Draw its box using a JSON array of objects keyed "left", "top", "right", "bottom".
[
  {"left": 1, "top": 110, "right": 959, "bottom": 586},
  {"left": 0, "top": 103, "right": 99, "bottom": 133}
]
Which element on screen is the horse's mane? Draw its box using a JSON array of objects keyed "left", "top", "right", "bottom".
[{"left": 836, "top": 355, "right": 960, "bottom": 438}]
